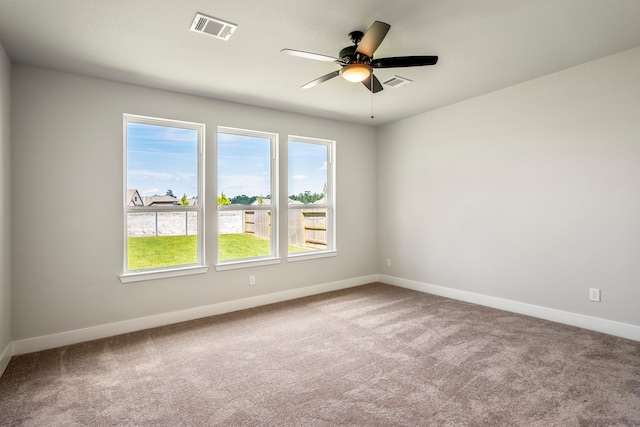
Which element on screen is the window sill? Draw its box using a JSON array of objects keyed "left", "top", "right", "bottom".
[
  {"left": 287, "top": 250, "right": 338, "bottom": 262},
  {"left": 215, "top": 257, "right": 282, "bottom": 271},
  {"left": 119, "top": 265, "right": 209, "bottom": 283}
]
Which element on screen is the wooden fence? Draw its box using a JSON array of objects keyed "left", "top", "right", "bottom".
[
  {"left": 242, "top": 208, "right": 327, "bottom": 249},
  {"left": 243, "top": 211, "right": 271, "bottom": 237},
  {"left": 287, "top": 209, "right": 327, "bottom": 249}
]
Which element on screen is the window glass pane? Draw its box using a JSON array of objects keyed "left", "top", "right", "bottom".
[
  {"left": 218, "top": 131, "right": 273, "bottom": 262},
  {"left": 218, "top": 132, "right": 271, "bottom": 202},
  {"left": 218, "top": 211, "right": 272, "bottom": 260},
  {"left": 288, "top": 141, "right": 328, "bottom": 205},
  {"left": 288, "top": 140, "right": 331, "bottom": 254},
  {"left": 127, "top": 122, "right": 198, "bottom": 202},
  {"left": 288, "top": 207, "right": 328, "bottom": 253},
  {"left": 126, "top": 211, "right": 198, "bottom": 270}
]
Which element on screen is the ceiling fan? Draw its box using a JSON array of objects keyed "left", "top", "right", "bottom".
[{"left": 281, "top": 21, "right": 438, "bottom": 93}]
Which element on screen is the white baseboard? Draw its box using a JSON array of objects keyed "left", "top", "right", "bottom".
[
  {"left": 13, "top": 273, "right": 635, "bottom": 359},
  {"left": 0, "top": 341, "right": 11, "bottom": 377},
  {"left": 379, "top": 275, "right": 640, "bottom": 342},
  {"left": 12, "top": 275, "right": 377, "bottom": 356}
]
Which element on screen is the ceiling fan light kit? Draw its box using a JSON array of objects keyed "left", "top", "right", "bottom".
[
  {"left": 341, "top": 62, "right": 372, "bottom": 82},
  {"left": 282, "top": 20, "right": 438, "bottom": 94}
]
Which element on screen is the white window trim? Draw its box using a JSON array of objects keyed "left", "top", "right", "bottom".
[
  {"left": 286, "top": 135, "right": 336, "bottom": 261},
  {"left": 120, "top": 265, "right": 209, "bottom": 283},
  {"left": 215, "top": 257, "right": 282, "bottom": 271},
  {"left": 287, "top": 250, "right": 338, "bottom": 262},
  {"left": 120, "top": 114, "right": 207, "bottom": 283},
  {"left": 216, "top": 126, "right": 279, "bottom": 268}
]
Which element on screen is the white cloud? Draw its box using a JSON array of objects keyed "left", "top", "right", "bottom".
[
  {"left": 292, "top": 174, "right": 307, "bottom": 180},
  {"left": 218, "top": 174, "right": 271, "bottom": 197},
  {"left": 319, "top": 162, "right": 327, "bottom": 171},
  {"left": 130, "top": 169, "right": 173, "bottom": 181}
]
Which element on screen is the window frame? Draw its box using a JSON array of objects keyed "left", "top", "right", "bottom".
[
  {"left": 215, "top": 126, "right": 280, "bottom": 271},
  {"left": 287, "top": 135, "right": 337, "bottom": 261},
  {"left": 120, "top": 114, "right": 207, "bottom": 283}
]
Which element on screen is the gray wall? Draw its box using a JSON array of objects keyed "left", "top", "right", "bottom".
[
  {"left": 10, "top": 65, "right": 377, "bottom": 340},
  {"left": 8, "top": 46, "right": 640, "bottom": 346},
  {"left": 0, "top": 42, "right": 11, "bottom": 360},
  {"left": 378, "top": 47, "right": 640, "bottom": 327}
]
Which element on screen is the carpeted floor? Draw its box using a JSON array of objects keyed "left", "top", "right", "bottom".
[{"left": 1, "top": 283, "right": 639, "bottom": 426}]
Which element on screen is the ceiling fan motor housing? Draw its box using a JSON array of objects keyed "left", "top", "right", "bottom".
[{"left": 339, "top": 45, "right": 371, "bottom": 65}]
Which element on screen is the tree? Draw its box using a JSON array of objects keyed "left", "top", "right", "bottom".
[
  {"left": 180, "top": 194, "right": 189, "bottom": 206},
  {"left": 230, "top": 194, "right": 256, "bottom": 205},
  {"left": 218, "top": 192, "right": 231, "bottom": 206},
  {"left": 166, "top": 189, "right": 174, "bottom": 197},
  {"left": 289, "top": 190, "right": 323, "bottom": 204}
]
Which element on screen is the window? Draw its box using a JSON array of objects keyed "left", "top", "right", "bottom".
[
  {"left": 217, "top": 127, "right": 278, "bottom": 269},
  {"left": 288, "top": 136, "right": 336, "bottom": 259},
  {"left": 121, "top": 114, "right": 206, "bottom": 282}
]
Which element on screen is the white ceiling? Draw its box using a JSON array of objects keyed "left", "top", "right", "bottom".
[{"left": 1, "top": 0, "right": 640, "bottom": 126}]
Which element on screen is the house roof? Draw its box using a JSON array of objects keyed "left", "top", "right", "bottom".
[
  {"left": 1, "top": 1, "right": 639, "bottom": 126},
  {"left": 127, "top": 189, "right": 144, "bottom": 206},
  {"left": 144, "top": 195, "right": 179, "bottom": 206}
]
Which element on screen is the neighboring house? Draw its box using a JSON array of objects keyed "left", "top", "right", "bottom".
[
  {"left": 126, "top": 189, "right": 144, "bottom": 206},
  {"left": 143, "top": 195, "right": 179, "bottom": 206}
]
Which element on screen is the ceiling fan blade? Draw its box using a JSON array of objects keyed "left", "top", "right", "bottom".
[
  {"left": 362, "top": 74, "right": 383, "bottom": 93},
  {"left": 281, "top": 48, "right": 339, "bottom": 63},
  {"left": 356, "top": 21, "right": 390, "bottom": 57},
  {"left": 371, "top": 56, "right": 439, "bottom": 68},
  {"left": 301, "top": 70, "right": 341, "bottom": 89}
]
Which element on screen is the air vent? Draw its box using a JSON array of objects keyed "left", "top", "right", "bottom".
[
  {"left": 383, "top": 75, "right": 413, "bottom": 88},
  {"left": 190, "top": 13, "right": 237, "bottom": 41}
]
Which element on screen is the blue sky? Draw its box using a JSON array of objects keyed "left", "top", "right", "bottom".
[{"left": 127, "top": 124, "right": 328, "bottom": 201}]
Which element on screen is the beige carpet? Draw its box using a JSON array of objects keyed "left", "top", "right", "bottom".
[{"left": 1, "top": 283, "right": 639, "bottom": 426}]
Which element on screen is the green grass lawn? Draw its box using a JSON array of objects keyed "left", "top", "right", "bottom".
[
  {"left": 128, "top": 235, "right": 198, "bottom": 270},
  {"left": 128, "top": 233, "right": 309, "bottom": 270},
  {"left": 218, "top": 233, "right": 271, "bottom": 260}
]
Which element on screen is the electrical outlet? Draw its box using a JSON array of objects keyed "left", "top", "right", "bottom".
[
  {"left": 589, "top": 288, "right": 601, "bottom": 302},
  {"left": 249, "top": 275, "right": 256, "bottom": 286},
  {"left": 386, "top": 258, "right": 391, "bottom": 267}
]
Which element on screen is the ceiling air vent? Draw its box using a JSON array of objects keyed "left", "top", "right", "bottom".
[
  {"left": 190, "top": 13, "right": 237, "bottom": 41},
  {"left": 383, "top": 75, "right": 413, "bottom": 88}
]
